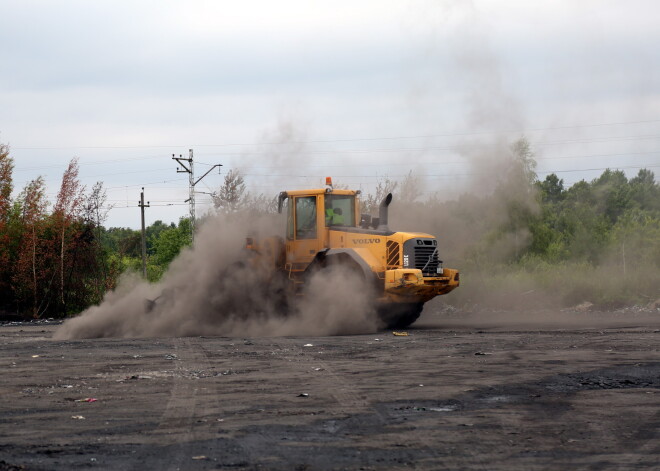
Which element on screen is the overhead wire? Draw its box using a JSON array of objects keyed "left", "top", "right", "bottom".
[
  {"left": 8, "top": 116, "right": 659, "bottom": 223},
  {"left": 215, "top": 164, "right": 660, "bottom": 180},
  {"left": 9, "top": 117, "right": 660, "bottom": 150},
  {"left": 12, "top": 142, "right": 660, "bottom": 178}
]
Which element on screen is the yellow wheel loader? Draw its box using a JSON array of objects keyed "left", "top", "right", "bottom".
[{"left": 247, "top": 179, "right": 459, "bottom": 328}]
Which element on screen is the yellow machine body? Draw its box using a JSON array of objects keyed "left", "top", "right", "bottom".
[{"left": 250, "top": 187, "right": 459, "bottom": 322}]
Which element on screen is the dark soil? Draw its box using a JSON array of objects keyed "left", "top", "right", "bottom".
[{"left": 1, "top": 309, "right": 659, "bottom": 470}]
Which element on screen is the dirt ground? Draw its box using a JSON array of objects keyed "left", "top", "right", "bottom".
[{"left": 1, "top": 307, "right": 659, "bottom": 470}]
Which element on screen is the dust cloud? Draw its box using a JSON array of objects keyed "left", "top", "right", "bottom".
[
  {"left": 384, "top": 2, "right": 557, "bottom": 311},
  {"left": 56, "top": 0, "right": 658, "bottom": 336},
  {"left": 54, "top": 214, "right": 380, "bottom": 340},
  {"left": 393, "top": 3, "right": 653, "bottom": 312}
]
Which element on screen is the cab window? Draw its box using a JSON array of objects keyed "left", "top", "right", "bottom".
[
  {"left": 295, "top": 196, "right": 317, "bottom": 239},
  {"left": 325, "top": 195, "right": 355, "bottom": 227}
]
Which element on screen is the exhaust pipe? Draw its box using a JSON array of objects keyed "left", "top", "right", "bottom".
[
  {"left": 377, "top": 193, "right": 393, "bottom": 231},
  {"left": 277, "top": 192, "right": 288, "bottom": 214}
]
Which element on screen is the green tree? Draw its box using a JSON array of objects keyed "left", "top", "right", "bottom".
[
  {"left": 488, "top": 137, "right": 539, "bottom": 260},
  {"left": 145, "top": 220, "right": 175, "bottom": 254},
  {"left": 629, "top": 169, "right": 659, "bottom": 211},
  {"left": 102, "top": 227, "right": 141, "bottom": 258},
  {"left": 591, "top": 169, "right": 632, "bottom": 223},
  {"left": 537, "top": 173, "right": 564, "bottom": 205},
  {"left": 611, "top": 208, "right": 660, "bottom": 271},
  {"left": 150, "top": 218, "right": 192, "bottom": 276}
]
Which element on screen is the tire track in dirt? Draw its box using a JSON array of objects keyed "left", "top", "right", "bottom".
[
  {"left": 276, "top": 339, "right": 458, "bottom": 469},
  {"left": 130, "top": 337, "right": 212, "bottom": 470},
  {"left": 192, "top": 338, "right": 263, "bottom": 468}
]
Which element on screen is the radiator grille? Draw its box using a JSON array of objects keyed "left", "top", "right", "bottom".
[{"left": 414, "top": 246, "right": 440, "bottom": 275}]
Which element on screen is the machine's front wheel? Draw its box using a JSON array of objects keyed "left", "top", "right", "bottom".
[{"left": 377, "top": 302, "right": 424, "bottom": 329}]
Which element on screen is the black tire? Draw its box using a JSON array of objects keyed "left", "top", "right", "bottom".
[{"left": 377, "top": 302, "right": 424, "bottom": 329}]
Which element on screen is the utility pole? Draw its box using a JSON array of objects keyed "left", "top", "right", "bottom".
[
  {"left": 172, "top": 149, "right": 222, "bottom": 243},
  {"left": 138, "top": 187, "right": 150, "bottom": 279}
]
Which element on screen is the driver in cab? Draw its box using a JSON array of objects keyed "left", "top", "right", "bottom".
[{"left": 325, "top": 206, "right": 345, "bottom": 226}]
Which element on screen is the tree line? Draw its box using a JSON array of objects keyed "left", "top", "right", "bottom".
[
  {"left": 2, "top": 139, "right": 658, "bottom": 318},
  {"left": 386, "top": 139, "right": 660, "bottom": 307},
  {"left": 1, "top": 145, "right": 109, "bottom": 317},
  {"left": 0, "top": 145, "right": 196, "bottom": 318}
]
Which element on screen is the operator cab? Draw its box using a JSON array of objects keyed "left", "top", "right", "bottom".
[{"left": 277, "top": 186, "right": 359, "bottom": 267}]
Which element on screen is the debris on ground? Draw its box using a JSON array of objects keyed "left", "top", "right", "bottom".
[
  {"left": 414, "top": 406, "right": 457, "bottom": 412},
  {"left": 0, "top": 459, "right": 27, "bottom": 471},
  {"left": 71, "top": 415, "right": 85, "bottom": 420},
  {"left": 392, "top": 332, "right": 408, "bottom": 336},
  {"left": 474, "top": 352, "right": 492, "bottom": 356},
  {"left": 297, "top": 393, "right": 309, "bottom": 397},
  {"left": 75, "top": 398, "right": 98, "bottom": 403},
  {"left": 119, "top": 375, "right": 152, "bottom": 382},
  {"left": 192, "top": 456, "right": 208, "bottom": 460},
  {"left": 572, "top": 302, "right": 594, "bottom": 312},
  {"left": 3, "top": 319, "right": 660, "bottom": 469},
  {"left": 164, "top": 354, "right": 178, "bottom": 360},
  {"left": 648, "top": 298, "right": 660, "bottom": 310},
  {"left": 303, "top": 343, "right": 313, "bottom": 347}
]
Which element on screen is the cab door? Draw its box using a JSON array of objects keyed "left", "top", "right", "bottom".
[{"left": 286, "top": 195, "right": 323, "bottom": 269}]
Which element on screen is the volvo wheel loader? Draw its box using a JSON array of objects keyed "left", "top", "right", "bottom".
[{"left": 246, "top": 178, "right": 459, "bottom": 328}]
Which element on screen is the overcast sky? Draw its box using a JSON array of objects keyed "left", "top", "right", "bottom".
[{"left": 1, "top": 0, "right": 659, "bottom": 228}]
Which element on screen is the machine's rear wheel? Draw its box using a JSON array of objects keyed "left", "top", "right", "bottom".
[{"left": 377, "top": 302, "right": 424, "bottom": 329}]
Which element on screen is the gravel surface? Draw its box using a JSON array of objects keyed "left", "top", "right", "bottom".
[{"left": 1, "top": 310, "right": 659, "bottom": 470}]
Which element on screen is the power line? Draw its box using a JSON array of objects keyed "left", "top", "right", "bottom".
[
  {"left": 14, "top": 177, "right": 188, "bottom": 192},
  {"left": 221, "top": 164, "right": 660, "bottom": 179},
  {"left": 538, "top": 165, "right": 660, "bottom": 174},
  {"left": 15, "top": 162, "right": 660, "bottom": 198},
  {"left": 227, "top": 150, "right": 660, "bottom": 170},
  {"left": 98, "top": 203, "right": 191, "bottom": 209},
  {"left": 81, "top": 168, "right": 173, "bottom": 178},
  {"left": 13, "top": 153, "right": 167, "bottom": 172},
  {"left": 104, "top": 178, "right": 187, "bottom": 190},
  {"left": 191, "top": 134, "right": 660, "bottom": 156},
  {"left": 12, "top": 135, "right": 660, "bottom": 176},
  {"left": 10, "top": 118, "right": 660, "bottom": 150}
]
